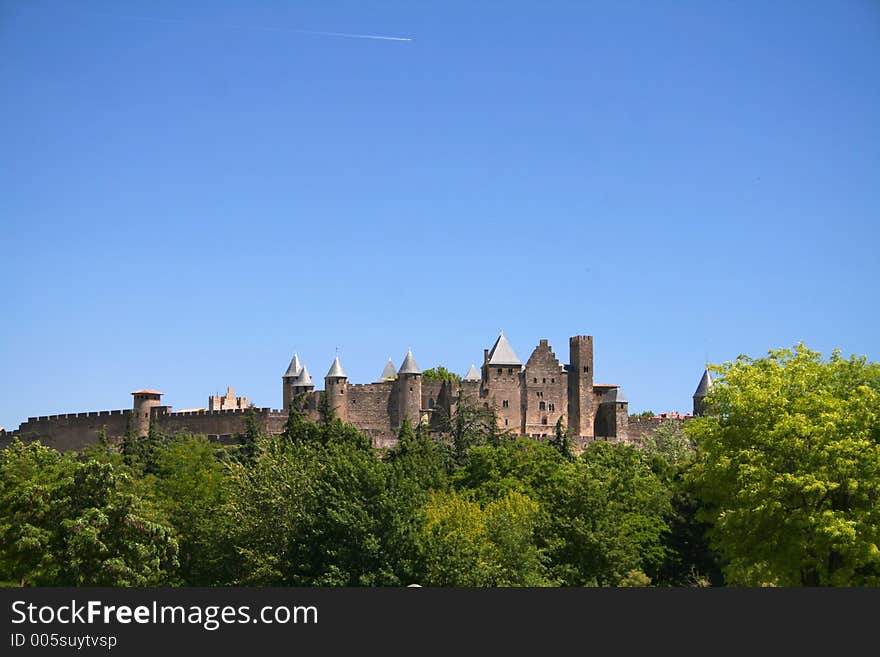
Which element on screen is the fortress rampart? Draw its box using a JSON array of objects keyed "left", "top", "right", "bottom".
[{"left": 1, "top": 331, "right": 709, "bottom": 453}]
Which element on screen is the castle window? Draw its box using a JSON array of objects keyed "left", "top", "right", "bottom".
[
  {"left": 533, "top": 377, "right": 537, "bottom": 383},
  {"left": 539, "top": 401, "right": 545, "bottom": 410},
  {"left": 507, "top": 368, "right": 513, "bottom": 375},
  {"left": 549, "top": 403, "right": 555, "bottom": 412},
  {"left": 429, "top": 398, "right": 435, "bottom": 409},
  {"left": 542, "top": 378, "right": 546, "bottom": 383},
  {"left": 551, "top": 378, "right": 555, "bottom": 383},
  {"left": 542, "top": 417, "right": 548, "bottom": 425},
  {"left": 505, "top": 419, "right": 509, "bottom": 426},
  {"left": 583, "top": 366, "right": 589, "bottom": 373},
  {"left": 502, "top": 400, "right": 509, "bottom": 408},
  {"left": 498, "top": 368, "right": 503, "bottom": 375}
]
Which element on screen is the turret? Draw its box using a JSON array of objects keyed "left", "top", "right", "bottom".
[
  {"left": 131, "top": 389, "right": 163, "bottom": 437},
  {"left": 567, "top": 335, "right": 594, "bottom": 439},
  {"left": 396, "top": 349, "right": 422, "bottom": 428},
  {"left": 283, "top": 353, "right": 315, "bottom": 411},
  {"left": 324, "top": 355, "right": 348, "bottom": 421},
  {"left": 693, "top": 369, "right": 712, "bottom": 416},
  {"left": 378, "top": 359, "right": 398, "bottom": 382},
  {"left": 596, "top": 387, "right": 628, "bottom": 439}
]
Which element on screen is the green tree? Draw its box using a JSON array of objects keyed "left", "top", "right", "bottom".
[
  {"left": 422, "top": 366, "right": 462, "bottom": 383},
  {"left": 0, "top": 440, "right": 72, "bottom": 586},
  {"left": 153, "top": 434, "right": 232, "bottom": 585},
  {"left": 549, "top": 417, "right": 574, "bottom": 461},
  {"left": 548, "top": 442, "right": 672, "bottom": 586},
  {"left": 686, "top": 344, "right": 880, "bottom": 586},
  {"left": 417, "top": 489, "right": 549, "bottom": 586},
  {"left": 641, "top": 419, "right": 694, "bottom": 469},
  {"left": 0, "top": 440, "right": 178, "bottom": 587},
  {"left": 56, "top": 460, "right": 179, "bottom": 586},
  {"left": 436, "top": 394, "right": 498, "bottom": 466}
]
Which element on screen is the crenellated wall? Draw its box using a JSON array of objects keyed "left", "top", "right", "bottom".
[
  {"left": 151, "top": 407, "right": 286, "bottom": 438},
  {"left": 345, "top": 382, "right": 396, "bottom": 446},
  {"left": 3, "top": 333, "right": 647, "bottom": 453},
  {"left": 11, "top": 409, "right": 133, "bottom": 452}
]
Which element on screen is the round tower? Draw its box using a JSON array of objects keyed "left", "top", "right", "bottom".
[
  {"left": 396, "top": 349, "right": 422, "bottom": 428},
  {"left": 131, "top": 389, "right": 163, "bottom": 437},
  {"left": 693, "top": 369, "right": 712, "bottom": 416},
  {"left": 283, "top": 353, "right": 315, "bottom": 411},
  {"left": 324, "top": 355, "right": 348, "bottom": 421}
]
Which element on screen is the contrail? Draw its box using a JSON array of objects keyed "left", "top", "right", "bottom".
[{"left": 87, "top": 10, "right": 413, "bottom": 42}]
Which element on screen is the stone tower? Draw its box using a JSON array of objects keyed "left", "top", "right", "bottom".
[
  {"left": 396, "top": 349, "right": 422, "bottom": 428},
  {"left": 131, "top": 389, "right": 163, "bottom": 437},
  {"left": 325, "top": 355, "right": 348, "bottom": 421},
  {"left": 482, "top": 331, "right": 523, "bottom": 432},
  {"left": 282, "top": 353, "right": 314, "bottom": 411},
  {"left": 567, "top": 335, "right": 594, "bottom": 439},
  {"left": 693, "top": 369, "right": 712, "bottom": 416},
  {"left": 595, "top": 387, "right": 629, "bottom": 438}
]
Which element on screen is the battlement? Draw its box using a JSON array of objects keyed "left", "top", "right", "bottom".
[
  {"left": 25, "top": 409, "right": 132, "bottom": 423},
  {"left": 166, "top": 407, "right": 275, "bottom": 417},
  {"left": 348, "top": 381, "right": 393, "bottom": 390}
]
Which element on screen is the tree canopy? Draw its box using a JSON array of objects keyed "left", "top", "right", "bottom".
[{"left": 686, "top": 344, "right": 880, "bottom": 586}]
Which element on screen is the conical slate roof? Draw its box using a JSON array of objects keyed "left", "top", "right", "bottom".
[
  {"left": 601, "top": 387, "right": 628, "bottom": 404},
  {"left": 398, "top": 349, "right": 421, "bottom": 375},
  {"left": 379, "top": 359, "right": 397, "bottom": 382},
  {"left": 463, "top": 364, "right": 480, "bottom": 381},
  {"left": 326, "top": 355, "right": 347, "bottom": 379},
  {"left": 487, "top": 331, "right": 521, "bottom": 366},
  {"left": 284, "top": 353, "right": 303, "bottom": 378},
  {"left": 693, "top": 369, "right": 712, "bottom": 398},
  {"left": 292, "top": 365, "right": 313, "bottom": 387}
]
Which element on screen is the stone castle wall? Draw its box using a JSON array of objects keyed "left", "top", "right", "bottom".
[
  {"left": 3, "top": 410, "right": 133, "bottom": 452},
  {"left": 2, "top": 334, "right": 673, "bottom": 453}
]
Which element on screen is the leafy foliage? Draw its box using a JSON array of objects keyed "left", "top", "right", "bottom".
[
  {"left": 686, "top": 344, "right": 880, "bottom": 586},
  {"left": 3, "top": 342, "right": 876, "bottom": 587},
  {"left": 422, "top": 366, "right": 462, "bottom": 383}
]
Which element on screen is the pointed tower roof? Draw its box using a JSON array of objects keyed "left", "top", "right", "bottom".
[
  {"left": 326, "top": 355, "right": 347, "bottom": 379},
  {"left": 292, "top": 365, "right": 313, "bottom": 387},
  {"left": 487, "top": 330, "right": 521, "bottom": 366},
  {"left": 463, "top": 364, "right": 480, "bottom": 381},
  {"left": 693, "top": 369, "right": 712, "bottom": 398},
  {"left": 398, "top": 349, "right": 421, "bottom": 375},
  {"left": 284, "top": 353, "right": 303, "bottom": 378},
  {"left": 379, "top": 359, "right": 398, "bottom": 382}
]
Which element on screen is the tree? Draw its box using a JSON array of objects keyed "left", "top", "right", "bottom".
[
  {"left": 548, "top": 442, "right": 672, "bottom": 586},
  {"left": 0, "top": 440, "right": 72, "bottom": 586},
  {"left": 436, "top": 394, "right": 498, "bottom": 466},
  {"left": 686, "top": 344, "right": 880, "bottom": 586},
  {"left": 56, "top": 460, "right": 179, "bottom": 586},
  {"left": 417, "top": 489, "right": 549, "bottom": 586},
  {"left": 153, "top": 434, "right": 232, "bottom": 585},
  {"left": 422, "top": 366, "right": 462, "bottom": 383},
  {"left": 640, "top": 419, "right": 694, "bottom": 468},
  {"left": 549, "top": 417, "right": 574, "bottom": 461},
  {"left": 0, "top": 440, "right": 178, "bottom": 586}
]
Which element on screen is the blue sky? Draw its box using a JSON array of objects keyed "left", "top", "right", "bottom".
[{"left": 2, "top": 0, "right": 878, "bottom": 428}]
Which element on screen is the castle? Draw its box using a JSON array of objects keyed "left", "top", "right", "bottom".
[{"left": 1, "top": 332, "right": 712, "bottom": 452}]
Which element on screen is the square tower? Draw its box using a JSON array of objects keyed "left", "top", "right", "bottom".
[{"left": 567, "top": 335, "right": 594, "bottom": 439}]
